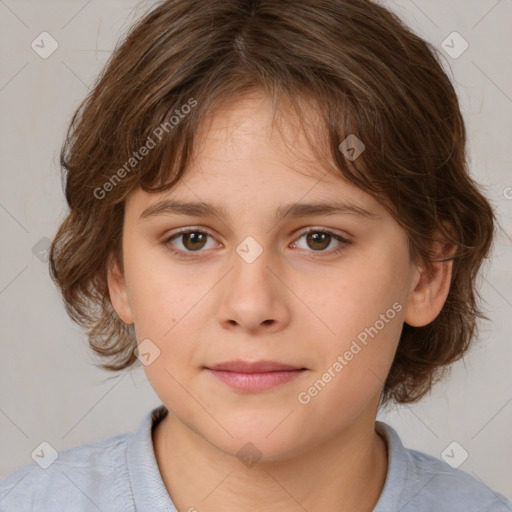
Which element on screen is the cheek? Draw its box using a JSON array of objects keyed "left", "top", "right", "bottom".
[
  {"left": 301, "top": 245, "right": 407, "bottom": 382},
  {"left": 124, "top": 255, "right": 206, "bottom": 379},
  {"left": 134, "top": 283, "right": 206, "bottom": 417},
  {"left": 125, "top": 248, "right": 198, "bottom": 333}
]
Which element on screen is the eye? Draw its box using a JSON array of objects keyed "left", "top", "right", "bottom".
[
  {"left": 291, "top": 228, "right": 351, "bottom": 255},
  {"left": 163, "top": 228, "right": 219, "bottom": 257},
  {"left": 163, "top": 227, "right": 351, "bottom": 259}
]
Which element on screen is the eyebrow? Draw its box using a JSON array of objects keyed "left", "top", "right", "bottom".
[{"left": 138, "top": 199, "right": 381, "bottom": 223}]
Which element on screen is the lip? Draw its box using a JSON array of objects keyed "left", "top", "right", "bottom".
[
  {"left": 204, "top": 360, "right": 307, "bottom": 392},
  {"left": 206, "top": 360, "right": 305, "bottom": 373}
]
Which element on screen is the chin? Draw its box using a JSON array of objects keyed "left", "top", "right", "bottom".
[{"left": 205, "top": 424, "right": 311, "bottom": 464}]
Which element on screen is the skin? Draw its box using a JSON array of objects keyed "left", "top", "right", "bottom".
[{"left": 108, "top": 91, "right": 453, "bottom": 512}]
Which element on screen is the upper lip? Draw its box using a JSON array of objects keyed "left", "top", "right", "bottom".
[{"left": 205, "top": 360, "right": 306, "bottom": 373}]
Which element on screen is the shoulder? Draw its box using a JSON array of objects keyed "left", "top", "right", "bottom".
[
  {"left": 405, "top": 448, "right": 512, "bottom": 511},
  {"left": 374, "top": 421, "right": 512, "bottom": 512},
  {"left": 0, "top": 431, "right": 132, "bottom": 512}
]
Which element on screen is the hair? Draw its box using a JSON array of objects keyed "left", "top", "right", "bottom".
[{"left": 49, "top": 0, "right": 496, "bottom": 404}]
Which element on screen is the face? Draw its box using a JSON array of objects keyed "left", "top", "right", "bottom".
[{"left": 108, "top": 92, "right": 441, "bottom": 461}]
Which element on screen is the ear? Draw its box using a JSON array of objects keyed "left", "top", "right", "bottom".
[
  {"left": 106, "top": 254, "right": 134, "bottom": 325},
  {"left": 403, "top": 241, "right": 455, "bottom": 327}
]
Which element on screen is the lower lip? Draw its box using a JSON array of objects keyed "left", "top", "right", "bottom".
[{"left": 206, "top": 369, "right": 305, "bottom": 392}]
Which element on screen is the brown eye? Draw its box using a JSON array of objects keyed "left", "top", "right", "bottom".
[
  {"left": 164, "top": 229, "right": 218, "bottom": 257},
  {"left": 292, "top": 229, "right": 351, "bottom": 255},
  {"left": 181, "top": 232, "right": 208, "bottom": 251},
  {"left": 305, "top": 232, "right": 331, "bottom": 251}
]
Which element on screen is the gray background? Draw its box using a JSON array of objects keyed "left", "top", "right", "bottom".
[{"left": 1, "top": 0, "right": 511, "bottom": 500}]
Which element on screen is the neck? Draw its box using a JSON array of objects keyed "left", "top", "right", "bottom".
[{"left": 152, "top": 409, "right": 388, "bottom": 512}]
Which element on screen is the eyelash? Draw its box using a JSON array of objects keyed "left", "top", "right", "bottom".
[{"left": 162, "top": 227, "right": 352, "bottom": 259}]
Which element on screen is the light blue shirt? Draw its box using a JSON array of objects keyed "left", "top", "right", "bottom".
[{"left": 1, "top": 404, "right": 511, "bottom": 511}]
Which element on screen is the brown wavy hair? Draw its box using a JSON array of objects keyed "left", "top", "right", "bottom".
[{"left": 49, "top": 0, "right": 496, "bottom": 404}]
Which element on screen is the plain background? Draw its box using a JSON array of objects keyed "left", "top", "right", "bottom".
[{"left": 0, "top": 0, "right": 511, "bottom": 501}]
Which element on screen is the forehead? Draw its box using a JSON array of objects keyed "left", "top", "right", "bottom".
[
  {"left": 191, "top": 91, "right": 329, "bottom": 174},
  {"left": 126, "top": 92, "right": 385, "bottom": 219}
]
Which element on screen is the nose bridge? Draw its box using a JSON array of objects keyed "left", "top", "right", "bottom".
[
  {"left": 230, "top": 233, "right": 275, "bottom": 294},
  {"left": 216, "top": 233, "right": 289, "bottom": 331}
]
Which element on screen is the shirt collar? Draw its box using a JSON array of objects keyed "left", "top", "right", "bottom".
[
  {"left": 372, "top": 420, "right": 409, "bottom": 511},
  {"left": 127, "top": 407, "right": 407, "bottom": 511},
  {"left": 127, "top": 404, "right": 177, "bottom": 512}
]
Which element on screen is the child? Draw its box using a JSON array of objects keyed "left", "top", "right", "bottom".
[{"left": 1, "top": 0, "right": 510, "bottom": 510}]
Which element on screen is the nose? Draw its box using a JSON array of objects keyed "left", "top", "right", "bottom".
[{"left": 215, "top": 243, "right": 291, "bottom": 334}]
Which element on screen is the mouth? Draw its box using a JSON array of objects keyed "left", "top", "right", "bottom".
[{"left": 204, "top": 360, "right": 308, "bottom": 392}]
